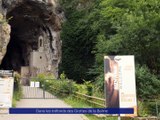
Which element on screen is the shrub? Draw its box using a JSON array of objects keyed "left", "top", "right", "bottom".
[
  {"left": 137, "top": 100, "right": 149, "bottom": 117},
  {"left": 60, "top": 72, "right": 67, "bottom": 80},
  {"left": 35, "top": 73, "right": 76, "bottom": 97},
  {"left": 136, "top": 65, "right": 160, "bottom": 99},
  {"left": 13, "top": 72, "right": 22, "bottom": 107},
  {"left": 14, "top": 72, "right": 21, "bottom": 91},
  {"left": 35, "top": 73, "right": 105, "bottom": 102}
]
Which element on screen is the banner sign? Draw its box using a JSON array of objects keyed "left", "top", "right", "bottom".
[
  {"left": 0, "top": 70, "right": 13, "bottom": 77},
  {"left": 104, "top": 56, "right": 137, "bottom": 117},
  {"left": 0, "top": 70, "right": 14, "bottom": 108},
  {"left": 9, "top": 108, "right": 134, "bottom": 114}
]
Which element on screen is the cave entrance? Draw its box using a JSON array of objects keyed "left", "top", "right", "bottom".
[{"left": 0, "top": 1, "right": 51, "bottom": 72}]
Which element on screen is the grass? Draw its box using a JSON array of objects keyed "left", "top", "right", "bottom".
[
  {"left": 86, "top": 115, "right": 117, "bottom": 120},
  {"left": 63, "top": 96, "right": 141, "bottom": 120},
  {"left": 12, "top": 89, "right": 22, "bottom": 107},
  {"left": 63, "top": 96, "right": 118, "bottom": 120},
  {"left": 64, "top": 96, "right": 92, "bottom": 108}
]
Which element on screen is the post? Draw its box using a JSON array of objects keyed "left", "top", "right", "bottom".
[
  {"left": 118, "top": 114, "right": 121, "bottom": 120},
  {"left": 156, "top": 100, "right": 159, "bottom": 118},
  {"left": 43, "top": 81, "right": 45, "bottom": 99}
]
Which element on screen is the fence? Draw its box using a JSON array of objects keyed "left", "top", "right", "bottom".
[
  {"left": 48, "top": 84, "right": 160, "bottom": 119},
  {"left": 73, "top": 92, "right": 105, "bottom": 107},
  {"left": 21, "top": 78, "right": 160, "bottom": 118},
  {"left": 52, "top": 84, "right": 160, "bottom": 118}
]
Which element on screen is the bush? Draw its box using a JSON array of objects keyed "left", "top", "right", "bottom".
[
  {"left": 74, "top": 83, "right": 88, "bottom": 94},
  {"left": 137, "top": 100, "right": 150, "bottom": 117},
  {"left": 60, "top": 72, "right": 67, "bottom": 80},
  {"left": 37, "top": 73, "right": 56, "bottom": 80},
  {"left": 136, "top": 65, "right": 160, "bottom": 99},
  {"left": 14, "top": 73, "right": 21, "bottom": 91},
  {"left": 13, "top": 72, "right": 22, "bottom": 107},
  {"left": 147, "top": 101, "right": 160, "bottom": 116},
  {"left": 35, "top": 73, "right": 76, "bottom": 97},
  {"left": 35, "top": 73, "right": 97, "bottom": 97}
]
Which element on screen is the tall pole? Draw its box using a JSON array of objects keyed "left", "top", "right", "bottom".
[
  {"left": 156, "top": 100, "right": 159, "bottom": 118},
  {"left": 118, "top": 115, "right": 121, "bottom": 120}
]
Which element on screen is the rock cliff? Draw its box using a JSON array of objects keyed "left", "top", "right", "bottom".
[{"left": 0, "top": 0, "right": 64, "bottom": 77}]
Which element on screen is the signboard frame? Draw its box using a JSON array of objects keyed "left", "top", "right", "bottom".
[
  {"left": 0, "top": 70, "right": 14, "bottom": 108},
  {"left": 104, "top": 55, "right": 137, "bottom": 117}
]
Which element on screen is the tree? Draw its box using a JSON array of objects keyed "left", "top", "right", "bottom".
[
  {"left": 92, "top": 0, "right": 160, "bottom": 98},
  {"left": 59, "top": 0, "right": 160, "bottom": 99},
  {"left": 59, "top": 0, "right": 98, "bottom": 82}
]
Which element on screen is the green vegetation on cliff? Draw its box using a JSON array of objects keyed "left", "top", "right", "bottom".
[{"left": 60, "top": 0, "right": 160, "bottom": 99}]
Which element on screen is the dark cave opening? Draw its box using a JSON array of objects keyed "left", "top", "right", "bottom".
[
  {"left": 0, "top": 1, "right": 52, "bottom": 72},
  {"left": 0, "top": 35, "right": 25, "bottom": 72}
]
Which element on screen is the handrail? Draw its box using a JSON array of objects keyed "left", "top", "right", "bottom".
[
  {"left": 44, "top": 84, "right": 105, "bottom": 107},
  {"left": 74, "top": 95, "right": 105, "bottom": 107},
  {"left": 73, "top": 92, "right": 105, "bottom": 107},
  {"left": 74, "top": 92, "right": 105, "bottom": 102}
]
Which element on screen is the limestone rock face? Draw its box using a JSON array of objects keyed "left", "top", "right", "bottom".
[
  {"left": 0, "top": 14, "right": 11, "bottom": 64},
  {"left": 0, "top": 0, "right": 64, "bottom": 77}
]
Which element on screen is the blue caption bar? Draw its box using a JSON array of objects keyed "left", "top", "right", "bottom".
[{"left": 9, "top": 108, "right": 133, "bottom": 114}]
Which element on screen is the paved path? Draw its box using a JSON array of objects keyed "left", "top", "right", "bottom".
[{"left": 0, "top": 86, "right": 87, "bottom": 120}]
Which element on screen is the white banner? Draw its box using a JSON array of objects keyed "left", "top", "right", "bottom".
[
  {"left": 0, "top": 77, "right": 14, "bottom": 108},
  {"left": 104, "top": 55, "right": 137, "bottom": 117}
]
